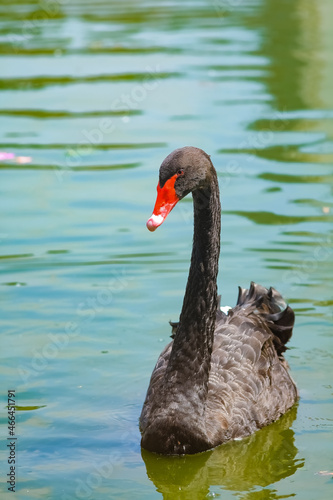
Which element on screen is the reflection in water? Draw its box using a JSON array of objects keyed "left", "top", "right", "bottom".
[
  {"left": 142, "top": 406, "right": 303, "bottom": 500},
  {"left": 255, "top": 0, "right": 318, "bottom": 112},
  {"left": 219, "top": 144, "right": 333, "bottom": 165},
  {"left": 225, "top": 210, "right": 333, "bottom": 226}
]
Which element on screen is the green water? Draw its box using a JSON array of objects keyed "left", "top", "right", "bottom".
[{"left": 1, "top": 0, "right": 332, "bottom": 498}]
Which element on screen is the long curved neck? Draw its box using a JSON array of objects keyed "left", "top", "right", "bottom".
[{"left": 166, "top": 168, "right": 221, "bottom": 407}]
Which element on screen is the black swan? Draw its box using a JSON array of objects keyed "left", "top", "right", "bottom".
[{"left": 140, "top": 146, "right": 298, "bottom": 455}]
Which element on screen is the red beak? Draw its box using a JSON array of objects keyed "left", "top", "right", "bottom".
[{"left": 146, "top": 174, "right": 180, "bottom": 231}]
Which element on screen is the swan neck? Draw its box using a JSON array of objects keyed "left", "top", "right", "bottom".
[{"left": 166, "top": 169, "right": 221, "bottom": 401}]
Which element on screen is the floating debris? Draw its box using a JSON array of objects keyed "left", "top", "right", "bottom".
[
  {"left": 16, "top": 156, "right": 32, "bottom": 164},
  {"left": 0, "top": 151, "right": 15, "bottom": 160},
  {"left": 0, "top": 151, "right": 32, "bottom": 163},
  {"left": 316, "top": 471, "right": 333, "bottom": 476}
]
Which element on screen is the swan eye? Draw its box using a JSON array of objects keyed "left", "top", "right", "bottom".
[{"left": 177, "top": 169, "right": 184, "bottom": 177}]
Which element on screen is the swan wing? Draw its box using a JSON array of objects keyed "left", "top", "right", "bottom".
[{"left": 206, "top": 282, "right": 298, "bottom": 444}]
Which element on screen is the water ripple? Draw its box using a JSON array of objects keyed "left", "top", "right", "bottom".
[{"left": 0, "top": 71, "right": 182, "bottom": 90}]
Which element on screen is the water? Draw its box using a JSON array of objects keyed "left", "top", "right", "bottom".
[{"left": 0, "top": 0, "right": 332, "bottom": 498}]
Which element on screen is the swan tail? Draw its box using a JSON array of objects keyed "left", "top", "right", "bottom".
[{"left": 236, "top": 281, "right": 295, "bottom": 356}]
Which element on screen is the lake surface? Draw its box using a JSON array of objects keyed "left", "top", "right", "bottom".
[{"left": 1, "top": 0, "right": 332, "bottom": 498}]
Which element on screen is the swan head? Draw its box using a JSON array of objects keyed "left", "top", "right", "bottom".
[{"left": 147, "top": 147, "right": 213, "bottom": 231}]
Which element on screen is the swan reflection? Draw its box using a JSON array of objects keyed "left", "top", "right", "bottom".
[{"left": 142, "top": 406, "right": 303, "bottom": 499}]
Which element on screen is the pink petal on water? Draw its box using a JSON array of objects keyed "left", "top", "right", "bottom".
[{"left": 0, "top": 151, "right": 15, "bottom": 161}]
